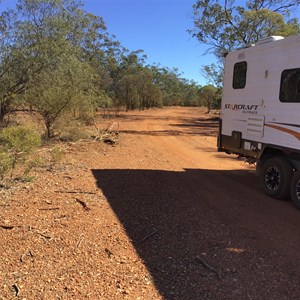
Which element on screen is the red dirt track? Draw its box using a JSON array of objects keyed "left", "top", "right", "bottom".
[{"left": 1, "top": 107, "right": 300, "bottom": 299}]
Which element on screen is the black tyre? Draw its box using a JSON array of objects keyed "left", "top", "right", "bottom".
[
  {"left": 261, "top": 157, "right": 293, "bottom": 199},
  {"left": 290, "top": 171, "right": 300, "bottom": 209}
]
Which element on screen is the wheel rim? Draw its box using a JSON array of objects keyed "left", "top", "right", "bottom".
[
  {"left": 295, "top": 179, "right": 300, "bottom": 200},
  {"left": 265, "top": 166, "right": 280, "bottom": 191}
]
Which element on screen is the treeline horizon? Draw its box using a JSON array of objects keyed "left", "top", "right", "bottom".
[{"left": 0, "top": 0, "right": 219, "bottom": 139}]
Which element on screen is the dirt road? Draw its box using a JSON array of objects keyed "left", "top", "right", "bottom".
[{"left": 2, "top": 107, "right": 300, "bottom": 299}]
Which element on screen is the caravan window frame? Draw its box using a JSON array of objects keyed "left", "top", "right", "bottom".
[
  {"left": 280, "top": 68, "right": 300, "bottom": 103},
  {"left": 232, "top": 61, "right": 247, "bottom": 89}
]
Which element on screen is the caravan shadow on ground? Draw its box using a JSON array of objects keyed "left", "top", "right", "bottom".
[{"left": 92, "top": 168, "right": 300, "bottom": 299}]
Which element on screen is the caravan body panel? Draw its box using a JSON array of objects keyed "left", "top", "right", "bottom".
[{"left": 220, "top": 35, "right": 300, "bottom": 158}]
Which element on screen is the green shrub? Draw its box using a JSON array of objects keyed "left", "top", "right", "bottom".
[
  {"left": 0, "top": 151, "right": 13, "bottom": 180},
  {"left": 23, "top": 157, "right": 45, "bottom": 177},
  {"left": 0, "top": 126, "right": 41, "bottom": 153},
  {"left": 0, "top": 126, "right": 41, "bottom": 178},
  {"left": 64, "top": 126, "right": 89, "bottom": 142},
  {"left": 50, "top": 146, "right": 65, "bottom": 165}
]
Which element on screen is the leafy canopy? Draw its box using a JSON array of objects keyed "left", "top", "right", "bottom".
[{"left": 190, "top": 0, "right": 300, "bottom": 58}]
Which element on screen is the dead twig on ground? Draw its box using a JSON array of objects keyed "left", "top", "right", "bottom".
[
  {"left": 105, "top": 248, "right": 114, "bottom": 258},
  {"left": 20, "top": 250, "right": 34, "bottom": 263},
  {"left": 54, "top": 215, "right": 68, "bottom": 221},
  {"left": 140, "top": 230, "right": 158, "bottom": 243},
  {"left": 39, "top": 207, "right": 60, "bottom": 211},
  {"left": 36, "top": 230, "right": 52, "bottom": 240},
  {"left": 92, "top": 117, "right": 100, "bottom": 133},
  {"left": 54, "top": 190, "right": 96, "bottom": 195},
  {"left": 75, "top": 198, "right": 90, "bottom": 211},
  {"left": 196, "top": 255, "right": 222, "bottom": 279},
  {"left": 93, "top": 121, "right": 119, "bottom": 144},
  {"left": 75, "top": 234, "right": 84, "bottom": 249}
]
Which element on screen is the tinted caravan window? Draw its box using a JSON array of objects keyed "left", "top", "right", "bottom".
[
  {"left": 280, "top": 68, "right": 300, "bottom": 102},
  {"left": 233, "top": 61, "right": 247, "bottom": 89}
]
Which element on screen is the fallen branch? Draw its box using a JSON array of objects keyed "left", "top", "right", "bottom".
[
  {"left": 93, "top": 122, "right": 119, "bottom": 144},
  {"left": 75, "top": 198, "right": 90, "bottom": 211},
  {"left": 54, "top": 190, "right": 96, "bottom": 195},
  {"left": 196, "top": 256, "right": 221, "bottom": 279},
  {"left": 39, "top": 207, "right": 60, "bottom": 211},
  {"left": 108, "top": 122, "right": 119, "bottom": 132},
  {"left": 140, "top": 230, "right": 158, "bottom": 243}
]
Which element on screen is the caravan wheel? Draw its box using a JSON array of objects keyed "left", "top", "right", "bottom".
[
  {"left": 290, "top": 171, "right": 300, "bottom": 209},
  {"left": 261, "top": 157, "right": 293, "bottom": 199}
]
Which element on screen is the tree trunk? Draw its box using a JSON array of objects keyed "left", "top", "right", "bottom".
[{"left": 0, "top": 102, "right": 8, "bottom": 126}]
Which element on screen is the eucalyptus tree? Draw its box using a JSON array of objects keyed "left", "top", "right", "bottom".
[
  {"left": 115, "top": 74, "right": 140, "bottom": 111},
  {"left": 0, "top": 8, "right": 25, "bottom": 124},
  {"left": 114, "top": 56, "right": 167, "bottom": 110},
  {"left": 0, "top": 0, "right": 120, "bottom": 132},
  {"left": 190, "top": 0, "right": 300, "bottom": 105},
  {"left": 72, "top": 10, "right": 123, "bottom": 109},
  {"left": 198, "top": 85, "right": 218, "bottom": 113},
  {"left": 111, "top": 50, "right": 147, "bottom": 93},
  {"left": 25, "top": 53, "right": 96, "bottom": 138},
  {"left": 150, "top": 65, "right": 185, "bottom": 106},
  {"left": 190, "top": 0, "right": 300, "bottom": 58},
  {"left": 141, "top": 81, "right": 162, "bottom": 109},
  {"left": 179, "top": 79, "right": 200, "bottom": 107},
  {"left": 115, "top": 67, "right": 163, "bottom": 110},
  {"left": 0, "top": 0, "right": 81, "bottom": 124}
]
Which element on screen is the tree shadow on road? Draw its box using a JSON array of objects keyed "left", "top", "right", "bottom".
[
  {"left": 92, "top": 168, "right": 300, "bottom": 299},
  {"left": 120, "top": 116, "right": 219, "bottom": 137},
  {"left": 120, "top": 129, "right": 183, "bottom": 136}
]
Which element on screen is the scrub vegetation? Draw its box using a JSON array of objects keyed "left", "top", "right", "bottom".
[
  {"left": 0, "top": 0, "right": 217, "bottom": 139},
  {"left": 0, "top": 0, "right": 299, "bottom": 180}
]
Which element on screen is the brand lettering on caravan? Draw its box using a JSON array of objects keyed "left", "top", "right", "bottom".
[{"left": 224, "top": 104, "right": 259, "bottom": 114}]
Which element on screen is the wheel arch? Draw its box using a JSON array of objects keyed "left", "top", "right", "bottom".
[
  {"left": 259, "top": 146, "right": 300, "bottom": 170},
  {"left": 259, "top": 147, "right": 287, "bottom": 161}
]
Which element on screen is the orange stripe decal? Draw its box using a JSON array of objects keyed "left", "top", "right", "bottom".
[{"left": 265, "top": 124, "right": 300, "bottom": 140}]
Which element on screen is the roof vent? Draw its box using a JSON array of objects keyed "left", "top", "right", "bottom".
[{"left": 256, "top": 36, "right": 284, "bottom": 45}]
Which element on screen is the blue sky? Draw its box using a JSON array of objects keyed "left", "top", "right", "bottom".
[
  {"left": 83, "top": 0, "right": 215, "bottom": 85},
  {"left": 0, "top": 0, "right": 214, "bottom": 85},
  {"left": 2, "top": 1, "right": 299, "bottom": 86}
]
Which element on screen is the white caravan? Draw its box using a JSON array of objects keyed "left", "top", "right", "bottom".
[{"left": 218, "top": 34, "right": 300, "bottom": 208}]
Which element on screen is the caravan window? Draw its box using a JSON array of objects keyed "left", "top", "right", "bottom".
[
  {"left": 232, "top": 61, "right": 247, "bottom": 89},
  {"left": 280, "top": 69, "right": 300, "bottom": 102}
]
